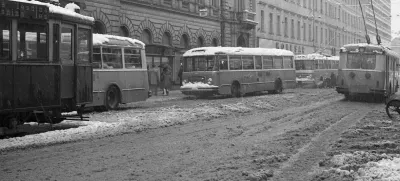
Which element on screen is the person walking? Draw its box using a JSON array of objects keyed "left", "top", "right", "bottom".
[
  {"left": 161, "top": 65, "right": 173, "bottom": 96},
  {"left": 149, "top": 64, "right": 160, "bottom": 96},
  {"left": 178, "top": 65, "right": 183, "bottom": 86},
  {"left": 330, "top": 72, "right": 336, "bottom": 88}
]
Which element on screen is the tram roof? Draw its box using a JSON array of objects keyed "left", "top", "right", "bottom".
[
  {"left": 183, "top": 47, "right": 294, "bottom": 57},
  {"left": 93, "top": 34, "right": 145, "bottom": 49},
  {"left": 341, "top": 43, "right": 400, "bottom": 57},
  {"left": 295, "top": 53, "right": 339, "bottom": 61},
  {"left": 7, "top": 0, "right": 94, "bottom": 22}
]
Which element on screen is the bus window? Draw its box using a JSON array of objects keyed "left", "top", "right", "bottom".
[
  {"left": 60, "top": 27, "right": 73, "bottom": 64},
  {"left": 242, "top": 56, "right": 254, "bottom": 70},
  {"left": 184, "top": 57, "right": 193, "bottom": 72},
  {"left": 205, "top": 56, "right": 216, "bottom": 71},
  {"left": 347, "top": 54, "right": 375, "bottom": 69},
  {"left": 273, "top": 56, "right": 283, "bottom": 69},
  {"left": 124, "top": 48, "right": 142, "bottom": 69},
  {"left": 77, "top": 28, "right": 91, "bottom": 62},
  {"left": 229, "top": 55, "right": 242, "bottom": 70},
  {"left": 102, "top": 48, "right": 122, "bottom": 69},
  {"left": 283, "top": 56, "right": 293, "bottom": 69},
  {"left": 18, "top": 23, "right": 48, "bottom": 61},
  {"left": 218, "top": 55, "right": 228, "bottom": 70},
  {"left": 0, "top": 20, "right": 10, "bottom": 61},
  {"left": 194, "top": 56, "right": 206, "bottom": 71},
  {"left": 93, "top": 47, "right": 101, "bottom": 69},
  {"left": 262, "top": 56, "right": 273, "bottom": 69},
  {"left": 255, "top": 56, "right": 262, "bottom": 69}
]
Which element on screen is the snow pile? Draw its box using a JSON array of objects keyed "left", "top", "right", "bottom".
[
  {"left": 10, "top": 0, "right": 94, "bottom": 22},
  {"left": 184, "top": 47, "right": 294, "bottom": 57},
  {"left": 0, "top": 120, "right": 122, "bottom": 152},
  {"left": 313, "top": 151, "right": 400, "bottom": 180},
  {"left": 64, "top": 3, "right": 80, "bottom": 12},
  {"left": 219, "top": 102, "right": 251, "bottom": 113},
  {"left": 180, "top": 82, "right": 218, "bottom": 89},
  {"left": 93, "top": 34, "right": 145, "bottom": 48},
  {"left": 246, "top": 100, "right": 275, "bottom": 109}
]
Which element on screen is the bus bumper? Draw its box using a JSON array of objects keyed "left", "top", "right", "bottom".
[{"left": 180, "top": 87, "right": 219, "bottom": 97}]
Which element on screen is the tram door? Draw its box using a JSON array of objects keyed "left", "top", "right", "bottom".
[{"left": 59, "top": 24, "right": 75, "bottom": 101}]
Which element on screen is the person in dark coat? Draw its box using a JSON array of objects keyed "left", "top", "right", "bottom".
[
  {"left": 161, "top": 65, "right": 173, "bottom": 96},
  {"left": 178, "top": 65, "right": 183, "bottom": 86},
  {"left": 149, "top": 64, "right": 160, "bottom": 96},
  {"left": 330, "top": 72, "right": 336, "bottom": 88}
]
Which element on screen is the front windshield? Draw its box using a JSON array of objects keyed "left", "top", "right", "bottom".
[
  {"left": 346, "top": 54, "right": 376, "bottom": 69},
  {"left": 184, "top": 56, "right": 218, "bottom": 72},
  {"left": 295, "top": 60, "right": 315, "bottom": 70}
]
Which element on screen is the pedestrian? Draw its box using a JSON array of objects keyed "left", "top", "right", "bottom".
[
  {"left": 330, "top": 72, "right": 336, "bottom": 88},
  {"left": 178, "top": 65, "right": 183, "bottom": 86},
  {"left": 161, "top": 65, "right": 173, "bottom": 96},
  {"left": 149, "top": 64, "right": 160, "bottom": 96}
]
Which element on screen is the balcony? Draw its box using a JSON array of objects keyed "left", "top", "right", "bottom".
[{"left": 236, "top": 10, "right": 258, "bottom": 30}]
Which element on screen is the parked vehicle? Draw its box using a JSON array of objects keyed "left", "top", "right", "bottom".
[{"left": 180, "top": 47, "right": 296, "bottom": 97}]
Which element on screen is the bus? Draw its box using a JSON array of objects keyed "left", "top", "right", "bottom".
[
  {"left": 0, "top": 0, "right": 94, "bottom": 133},
  {"left": 295, "top": 53, "right": 339, "bottom": 88},
  {"left": 336, "top": 43, "right": 400, "bottom": 101},
  {"left": 89, "top": 34, "right": 150, "bottom": 110},
  {"left": 180, "top": 47, "right": 296, "bottom": 97}
]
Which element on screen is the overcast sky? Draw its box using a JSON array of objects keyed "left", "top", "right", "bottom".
[{"left": 392, "top": 0, "right": 400, "bottom": 38}]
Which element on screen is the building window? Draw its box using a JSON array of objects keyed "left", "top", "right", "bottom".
[
  {"left": 180, "top": 34, "right": 190, "bottom": 49},
  {"left": 162, "top": 32, "right": 172, "bottom": 46},
  {"left": 297, "top": 21, "right": 301, "bottom": 40},
  {"left": 182, "top": 1, "right": 189, "bottom": 9},
  {"left": 320, "top": 27, "right": 323, "bottom": 45},
  {"left": 284, "top": 17, "right": 288, "bottom": 37},
  {"left": 291, "top": 19, "right": 294, "bottom": 39},
  {"left": 94, "top": 21, "right": 106, "bottom": 34},
  {"left": 261, "top": 10, "right": 265, "bottom": 32},
  {"left": 309, "top": 24, "right": 312, "bottom": 41},
  {"left": 212, "top": 38, "right": 218, "bottom": 46},
  {"left": 197, "top": 36, "right": 204, "bottom": 47},
  {"left": 277, "top": 15, "right": 281, "bottom": 36},
  {"left": 269, "top": 13, "right": 274, "bottom": 34},
  {"left": 119, "top": 26, "right": 129, "bottom": 37},
  {"left": 315, "top": 26, "right": 318, "bottom": 43},
  {"left": 141, "top": 29, "right": 152, "bottom": 45}
]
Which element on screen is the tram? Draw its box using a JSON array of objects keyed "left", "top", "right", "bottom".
[
  {"left": 336, "top": 43, "right": 400, "bottom": 101},
  {"left": 0, "top": 0, "right": 94, "bottom": 134}
]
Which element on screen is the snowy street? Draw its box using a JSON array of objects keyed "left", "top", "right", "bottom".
[{"left": 1, "top": 89, "right": 400, "bottom": 181}]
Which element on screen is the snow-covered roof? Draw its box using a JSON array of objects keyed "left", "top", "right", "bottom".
[
  {"left": 183, "top": 47, "right": 294, "bottom": 57},
  {"left": 295, "top": 53, "right": 339, "bottom": 61},
  {"left": 93, "top": 34, "right": 145, "bottom": 49},
  {"left": 9, "top": 0, "right": 94, "bottom": 22},
  {"left": 341, "top": 43, "right": 400, "bottom": 57}
]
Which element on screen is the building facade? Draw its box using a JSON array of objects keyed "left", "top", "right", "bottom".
[
  {"left": 60, "top": 0, "right": 257, "bottom": 84},
  {"left": 255, "top": 0, "right": 391, "bottom": 56}
]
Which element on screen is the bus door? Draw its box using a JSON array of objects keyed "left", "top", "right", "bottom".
[
  {"left": 59, "top": 24, "right": 75, "bottom": 100},
  {"left": 75, "top": 27, "right": 92, "bottom": 104}
]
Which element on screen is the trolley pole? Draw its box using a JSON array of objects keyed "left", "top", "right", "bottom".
[{"left": 220, "top": 0, "right": 225, "bottom": 47}]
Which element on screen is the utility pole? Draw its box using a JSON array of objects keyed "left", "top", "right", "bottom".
[{"left": 220, "top": 0, "right": 225, "bottom": 47}]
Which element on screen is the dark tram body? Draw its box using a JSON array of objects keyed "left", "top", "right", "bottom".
[{"left": 0, "top": 0, "right": 94, "bottom": 133}]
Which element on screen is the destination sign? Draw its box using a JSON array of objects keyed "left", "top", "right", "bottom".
[{"left": 0, "top": 0, "right": 49, "bottom": 20}]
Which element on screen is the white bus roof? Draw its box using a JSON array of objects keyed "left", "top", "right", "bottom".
[
  {"left": 10, "top": 0, "right": 94, "bottom": 22},
  {"left": 93, "top": 34, "right": 145, "bottom": 49},
  {"left": 295, "top": 53, "right": 339, "bottom": 61},
  {"left": 183, "top": 47, "right": 294, "bottom": 57}
]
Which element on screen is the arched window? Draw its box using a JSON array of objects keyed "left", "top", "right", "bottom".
[
  {"left": 197, "top": 37, "right": 204, "bottom": 47},
  {"left": 94, "top": 21, "right": 106, "bottom": 34},
  {"left": 212, "top": 38, "right": 218, "bottom": 46},
  {"left": 162, "top": 32, "right": 172, "bottom": 46},
  {"left": 119, "top": 26, "right": 129, "bottom": 37},
  {"left": 237, "top": 35, "right": 247, "bottom": 47},
  {"left": 141, "top": 29, "right": 152, "bottom": 44},
  {"left": 180, "top": 34, "right": 189, "bottom": 49}
]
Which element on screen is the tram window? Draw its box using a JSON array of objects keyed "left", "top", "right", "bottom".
[
  {"left": 60, "top": 27, "right": 73, "bottom": 63},
  {"left": 273, "top": 56, "right": 283, "bottom": 69},
  {"left": 262, "top": 56, "right": 273, "bottom": 69},
  {"left": 0, "top": 20, "right": 10, "bottom": 61},
  {"left": 17, "top": 23, "right": 48, "bottom": 61},
  {"left": 77, "top": 28, "right": 91, "bottom": 63},
  {"left": 347, "top": 54, "right": 376, "bottom": 69},
  {"left": 255, "top": 56, "right": 262, "bottom": 69},
  {"left": 229, "top": 55, "right": 242, "bottom": 70},
  {"left": 93, "top": 47, "right": 101, "bottom": 69},
  {"left": 102, "top": 48, "right": 122, "bottom": 69},
  {"left": 242, "top": 56, "right": 254, "bottom": 70},
  {"left": 283, "top": 56, "right": 293, "bottom": 69},
  {"left": 124, "top": 48, "right": 142, "bottom": 69},
  {"left": 218, "top": 55, "right": 228, "bottom": 70}
]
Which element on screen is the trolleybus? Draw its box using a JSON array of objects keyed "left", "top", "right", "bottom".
[
  {"left": 0, "top": 0, "right": 94, "bottom": 134},
  {"left": 90, "top": 34, "right": 150, "bottom": 110},
  {"left": 336, "top": 43, "right": 400, "bottom": 101},
  {"left": 180, "top": 47, "right": 296, "bottom": 97},
  {"left": 295, "top": 53, "right": 339, "bottom": 88}
]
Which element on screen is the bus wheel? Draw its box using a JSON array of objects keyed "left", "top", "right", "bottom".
[
  {"left": 105, "top": 85, "right": 120, "bottom": 110},
  {"left": 231, "top": 82, "right": 241, "bottom": 98},
  {"left": 386, "top": 100, "right": 400, "bottom": 119}
]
